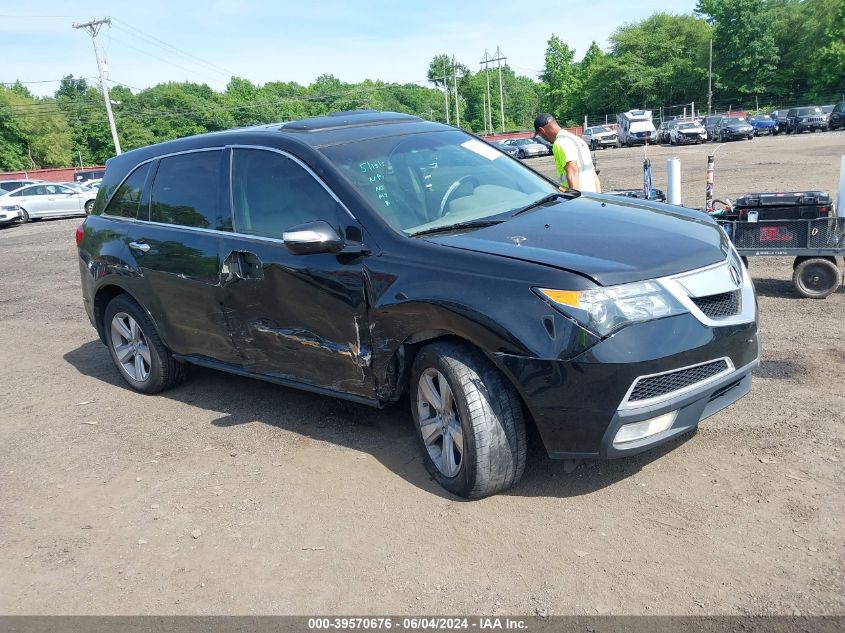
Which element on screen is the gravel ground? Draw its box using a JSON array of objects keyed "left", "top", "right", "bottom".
[{"left": 0, "top": 132, "right": 843, "bottom": 615}]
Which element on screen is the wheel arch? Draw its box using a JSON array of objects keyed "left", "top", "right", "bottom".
[{"left": 93, "top": 282, "right": 166, "bottom": 348}]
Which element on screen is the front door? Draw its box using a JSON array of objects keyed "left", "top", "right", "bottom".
[{"left": 219, "top": 147, "right": 374, "bottom": 398}]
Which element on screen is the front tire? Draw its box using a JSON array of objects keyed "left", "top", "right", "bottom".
[
  {"left": 792, "top": 258, "right": 841, "bottom": 299},
  {"left": 84, "top": 200, "right": 94, "bottom": 215},
  {"left": 104, "top": 294, "right": 188, "bottom": 393},
  {"left": 18, "top": 208, "right": 30, "bottom": 223},
  {"left": 410, "top": 342, "right": 526, "bottom": 499}
]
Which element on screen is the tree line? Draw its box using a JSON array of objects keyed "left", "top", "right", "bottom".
[{"left": 1, "top": 0, "right": 842, "bottom": 171}]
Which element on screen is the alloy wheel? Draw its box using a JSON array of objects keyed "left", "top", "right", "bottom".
[
  {"left": 110, "top": 312, "right": 152, "bottom": 382},
  {"left": 416, "top": 368, "right": 464, "bottom": 478}
]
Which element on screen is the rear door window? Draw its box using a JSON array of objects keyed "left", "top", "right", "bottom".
[
  {"left": 105, "top": 162, "right": 152, "bottom": 219},
  {"left": 150, "top": 150, "right": 224, "bottom": 229}
]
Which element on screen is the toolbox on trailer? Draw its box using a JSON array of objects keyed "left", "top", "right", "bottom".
[{"left": 729, "top": 191, "right": 833, "bottom": 221}]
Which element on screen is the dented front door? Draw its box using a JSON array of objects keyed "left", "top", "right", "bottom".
[{"left": 218, "top": 235, "right": 374, "bottom": 398}]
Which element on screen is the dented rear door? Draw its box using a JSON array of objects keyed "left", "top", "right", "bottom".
[{"left": 218, "top": 147, "right": 375, "bottom": 398}]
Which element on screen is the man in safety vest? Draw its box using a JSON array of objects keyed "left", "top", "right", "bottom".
[{"left": 534, "top": 113, "right": 601, "bottom": 193}]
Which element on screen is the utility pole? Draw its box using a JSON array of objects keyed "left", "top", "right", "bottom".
[
  {"left": 480, "top": 50, "right": 494, "bottom": 135},
  {"left": 74, "top": 17, "right": 121, "bottom": 155},
  {"left": 484, "top": 46, "right": 507, "bottom": 132},
  {"left": 441, "top": 59, "right": 450, "bottom": 125},
  {"left": 707, "top": 38, "right": 713, "bottom": 116},
  {"left": 452, "top": 55, "right": 464, "bottom": 128}
]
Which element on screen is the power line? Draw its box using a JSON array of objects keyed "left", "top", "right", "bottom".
[{"left": 111, "top": 19, "right": 235, "bottom": 78}]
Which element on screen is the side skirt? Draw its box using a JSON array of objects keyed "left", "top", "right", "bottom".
[{"left": 173, "top": 354, "right": 383, "bottom": 408}]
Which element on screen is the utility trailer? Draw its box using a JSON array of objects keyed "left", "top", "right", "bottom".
[{"left": 711, "top": 192, "right": 843, "bottom": 298}]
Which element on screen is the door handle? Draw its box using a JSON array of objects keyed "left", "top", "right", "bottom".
[{"left": 129, "top": 241, "right": 151, "bottom": 253}]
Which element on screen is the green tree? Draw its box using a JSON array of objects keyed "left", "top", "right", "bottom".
[
  {"left": 697, "top": 0, "right": 778, "bottom": 95},
  {"left": 0, "top": 85, "right": 73, "bottom": 169},
  {"left": 539, "top": 35, "right": 580, "bottom": 124}
]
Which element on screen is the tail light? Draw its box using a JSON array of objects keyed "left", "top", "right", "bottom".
[{"left": 75, "top": 224, "right": 85, "bottom": 248}]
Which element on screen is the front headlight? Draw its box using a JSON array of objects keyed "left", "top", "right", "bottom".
[
  {"left": 535, "top": 280, "right": 688, "bottom": 337},
  {"left": 0, "top": 205, "right": 21, "bottom": 212}
]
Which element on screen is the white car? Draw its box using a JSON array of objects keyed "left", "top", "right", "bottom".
[
  {"left": 582, "top": 126, "right": 618, "bottom": 150},
  {"left": 0, "top": 182, "right": 97, "bottom": 223},
  {"left": 669, "top": 120, "right": 707, "bottom": 145}
]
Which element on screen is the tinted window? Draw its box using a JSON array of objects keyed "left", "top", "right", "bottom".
[
  {"left": 105, "top": 162, "right": 151, "bottom": 219},
  {"left": 151, "top": 150, "right": 223, "bottom": 229},
  {"left": 231, "top": 148, "right": 344, "bottom": 239}
]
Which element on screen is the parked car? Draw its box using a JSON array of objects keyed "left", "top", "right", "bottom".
[
  {"left": 718, "top": 117, "right": 754, "bottom": 141},
  {"left": 669, "top": 120, "right": 707, "bottom": 144},
  {"left": 655, "top": 120, "right": 674, "bottom": 144},
  {"left": 748, "top": 114, "right": 777, "bottom": 136},
  {"left": 582, "top": 126, "right": 618, "bottom": 150},
  {"left": 503, "top": 137, "right": 548, "bottom": 159},
  {"left": 0, "top": 179, "right": 42, "bottom": 193},
  {"left": 77, "top": 110, "right": 760, "bottom": 498},
  {"left": 0, "top": 182, "right": 96, "bottom": 222},
  {"left": 75, "top": 168, "right": 105, "bottom": 183},
  {"left": 531, "top": 134, "right": 553, "bottom": 155},
  {"left": 828, "top": 102, "right": 845, "bottom": 130},
  {"left": 702, "top": 115, "right": 722, "bottom": 141},
  {"left": 786, "top": 106, "right": 826, "bottom": 134},
  {"left": 491, "top": 140, "right": 519, "bottom": 158},
  {"left": 769, "top": 109, "right": 790, "bottom": 135}
]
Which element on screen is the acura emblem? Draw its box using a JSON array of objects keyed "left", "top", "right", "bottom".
[{"left": 729, "top": 264, "right": 742, "bottom": 287}]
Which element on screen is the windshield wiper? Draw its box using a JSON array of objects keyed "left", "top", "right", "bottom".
[
  {"left": 409, "top": 219, "right": 505, "bottom": 238},
  {"left": 511, "top": 191, "right": 573, "bottom": 217}
]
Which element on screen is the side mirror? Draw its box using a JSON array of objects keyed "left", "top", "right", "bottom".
[{"left": 283, "top": 220, "right": 345, "bottom": 255}]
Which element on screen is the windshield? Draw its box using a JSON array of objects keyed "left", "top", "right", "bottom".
[
  {"left": 798, "top": 107, "right": 822, "bottom": 115},
  {"left": 322, "top": 130, "right": 558, "bottom": 235},
  {"left": 751, "top": 115, "right": 772, "bottom": 122},
  {"left": 726, "top": 117, "right": 748, "bottom": 125},
  {"left": 591, "top": 126, "right": 610, "bottom": 133},
  {"left": 678, "top": 122, "right": 697, "bottom": 129}
]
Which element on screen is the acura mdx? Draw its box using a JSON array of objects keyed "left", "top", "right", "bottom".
[{"left": 77, "top": 111, "right": 759, "bottom": 498}]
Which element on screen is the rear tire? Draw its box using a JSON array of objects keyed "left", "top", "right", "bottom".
[
  {"left": 792, "top": 258, "right": 841, "bottom": 299},
  {"left": 410, "top": 342, "right": 526, "bottom": 499},
  {"left": 103, "top": 294, "right": 188, "bottom": 393}
]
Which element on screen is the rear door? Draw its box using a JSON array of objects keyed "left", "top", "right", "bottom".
[
  {"left": 218, "top": 146, "right": 374, "bottom": 398},
  {"left": 120, "top": 149, "right": 240, "bottom": 363}
]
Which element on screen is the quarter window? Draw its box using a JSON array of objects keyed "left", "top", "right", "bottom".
[
  {"left": 231, "top": 148, "right": 344, "bottom": 239},
  {"left": 105, "top": 162, "right": 151, "bottom": 219},
  {"left": 150, "top": 150, "right": 223, "bottom": 229}
]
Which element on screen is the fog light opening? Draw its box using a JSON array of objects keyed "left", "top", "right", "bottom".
[{"left": 613, "top": 411, "right": 678, "bottom": 447}]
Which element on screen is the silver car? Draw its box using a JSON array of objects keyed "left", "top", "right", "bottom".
[
  {"left": 503, "top": 138, "right": 548, "bottom": 159},
  {"left": 0, "top": 182, "right": 97, "bottom": 223}
]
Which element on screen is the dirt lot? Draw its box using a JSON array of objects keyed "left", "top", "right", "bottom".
[{"left": 0, "top": 132, "right": 843, "bottom": 616}]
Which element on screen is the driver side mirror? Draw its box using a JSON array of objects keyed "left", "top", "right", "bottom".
[{"left": 283, "top": 220, "right": 345, "bottom": 255}]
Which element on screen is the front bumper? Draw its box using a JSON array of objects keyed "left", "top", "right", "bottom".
[
  {"left": 496, "top": 315, "right": 759, "bottom": 459},
  {"left": 753, "top": 127, "right": 774, "bottom": 135},
  {"left": 721, "top": 129, "right": 752, "bottom": 139},
  {"left": 0, "top": 208, "right": 22, "bottom": 224}
]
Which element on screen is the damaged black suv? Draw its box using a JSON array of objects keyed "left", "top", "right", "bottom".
[{"left": 77, "top": 111, "right": 759, "bottom": 498}]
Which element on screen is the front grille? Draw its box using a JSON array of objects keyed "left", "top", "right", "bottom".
[
  {"left": 628, "top": 360, "right": 730, "bottom": 403},
  {"left": 691, "top": 291, "right": 741, "bottom": 319}
]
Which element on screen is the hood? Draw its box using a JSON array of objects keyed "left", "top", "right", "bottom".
[
  {"left": 426, "top": 195, "right": 729, "bottom": 286},
  {"left": 724, "top": 121, "right": 752, "bottom": 129},
  {"left": 678, "top": 126, "right": 705, "bottom": 133}
]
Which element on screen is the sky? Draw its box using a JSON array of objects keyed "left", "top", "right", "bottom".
[{"left": 1, "top": 0, "right": 699, "bottom": 97}]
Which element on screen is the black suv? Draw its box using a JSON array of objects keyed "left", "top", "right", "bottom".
[
  {"left": 828, "top": 102, "right": 845, "bottom": 130},
  {"left": 77, "top": 111, "right": 759, "bottom": 498},
  {"left": 786, "top": 106, "right": 826, "bottom": 133}
]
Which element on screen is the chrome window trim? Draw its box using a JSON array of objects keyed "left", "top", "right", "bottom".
[
  {"left": 88, "top": 214, "right": 288, "bottom": 244},
  {"left": 618, "top": 356, "right": 737, "bottom": 411}
]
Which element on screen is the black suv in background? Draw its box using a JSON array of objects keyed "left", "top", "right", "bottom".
[
  {"left": 702, "top": 115, "right": 722, "bottom": 141},
  {"left": 77, "top": 111, "right": 759, "bottom": 498},
  {"left": 828, "top": 102, "right": 845, "bottom": 130},
  {"left": 786, "top": 106, "right": 826, "bottom": 133}
]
